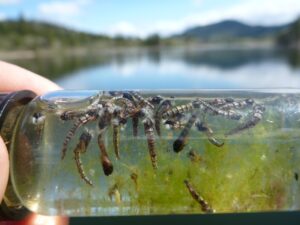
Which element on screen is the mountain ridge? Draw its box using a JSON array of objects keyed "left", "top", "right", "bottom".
[{"left": 175, "top": 20, "right": 290, "bottom": 41}]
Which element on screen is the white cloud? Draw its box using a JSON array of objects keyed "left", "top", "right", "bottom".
[
  {"left": 0, "top": 0, "right": 20, "bottom": 4},
  {"left": 107, "top": 0, "right": 300, "bottom": 37},
  {"left": 38, "top": 0, "right": 92, "bottom": 16},
  {"left": 39, "top": 1, "right": 80, "bottom": 16}
]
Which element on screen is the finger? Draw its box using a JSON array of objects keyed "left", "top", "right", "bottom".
[
  {"left": 21, "top": 214, "right": 69, "bottom": 225},
  {"left": 0, "top": 61, "right": 61, "bottom": 95},
  {"left": 0, "top": 136, "right": 9, "bottom": 201}
]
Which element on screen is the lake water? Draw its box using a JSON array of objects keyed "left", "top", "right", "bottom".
[{"left": 10, "top": 47, "right": 300, "bottom": 90}]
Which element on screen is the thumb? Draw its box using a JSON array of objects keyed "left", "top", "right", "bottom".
[{"left": 0, "top": 136, "right": 9, "bottom": 201}]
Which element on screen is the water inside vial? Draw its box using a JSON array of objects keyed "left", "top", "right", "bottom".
[{"left": 9, "top": 90, "right": 300, "bottom": 216}]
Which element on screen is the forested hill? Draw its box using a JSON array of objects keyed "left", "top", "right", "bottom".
[
  {"left": 176, "top": 20, "right": 289, "bottom": 41},
  {"left": 0, "top": 19, "right": 112, "bottom": 50},
  {"left": 277, "top": 18, "right": 300, "bottom": 48}
]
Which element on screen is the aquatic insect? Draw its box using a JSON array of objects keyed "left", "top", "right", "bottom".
[
  {"left": 98, "top": 133, "right": 114, "bottom": 176},
  {"left": 162, "top": 102, "right": 194, "bottom": 120},
  {"left": 61, "top": 109, "right": 98, "bottom": 160},
  {"left": 129, "top": 91, "right": 154, "bottom": 109},
  {"left": 193, "top": 99, "right": 242, "bottom": 120},
  {"left": 60, "top": 91, "right": 160, "bottom": 181},
  {"left": 73, "top": 131, "right": 93, "bottom": 186},
  {"left": 226, "top": 104, "right": 265, "bottom": 136},
  {"left": 140, "top": 107, "right": 157, "bottom": 169},
  {"left": 188, "top": 150, "right": 202, "bottom": 163},
  {"left": 173, "top": 113, "right": 198, "bottom": 153},
  {"left": 154, "top": 99, "right": 172, "bottom": 136},
  {"left": 195, "top": 121, "right": 224, "bottom": 147},
  {"left": 184, "top": 180, "right": 214, "bottom": 213},
  {"left": 112, "top": 122, "right": 120, "bottom": 160},
  {"left": 60, "top": 92, "right": 265, "bottom": 185},
  {"left": 218, "top": 98, "right": 254, "bottom": 110}
]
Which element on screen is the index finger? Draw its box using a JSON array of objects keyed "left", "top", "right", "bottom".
[{"left": 0, "top": 61, "right": 62, "bottom": 95}]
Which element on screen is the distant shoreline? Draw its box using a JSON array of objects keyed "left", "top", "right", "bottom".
[{"left": 0, "top": 40, "right": 278, "bottom": 61}]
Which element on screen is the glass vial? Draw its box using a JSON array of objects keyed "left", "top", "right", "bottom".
[{"left": 1, "top": 89, "right": 300, "bottom": 216}]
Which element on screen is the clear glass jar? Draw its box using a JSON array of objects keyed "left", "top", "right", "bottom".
[{"left": 1, "top": 89, "right": 300, "bottom": 216}]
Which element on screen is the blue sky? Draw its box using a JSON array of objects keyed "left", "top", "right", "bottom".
[{"left": 0, "top": 0, "right": 300, "bottom": 37}]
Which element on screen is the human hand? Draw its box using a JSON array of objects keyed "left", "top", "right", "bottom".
[{"left": 0, "top": 61, "right": 69, "bottom": 225}]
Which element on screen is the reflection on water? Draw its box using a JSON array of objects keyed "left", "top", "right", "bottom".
[{"left": 8, "top": 48, "right": 300, "bottom": 89}]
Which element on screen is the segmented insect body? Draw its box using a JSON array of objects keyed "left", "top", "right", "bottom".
[
  {"left": 141, "top": 108, "right": 157, "bottom": 169},
  {"left": 208, "top": 98, "right": 233, "bottom": 107},
  {"left": 112, "top": 121, "right": 120, "bottom": 159},
  {"left": 184, "top": 180, "right": 214, "bottom": 213},
  {"left": 226, "top": 104, "right": 265, "bottom": 136},
  {"left": 60, "top": 110, "right": 87, "bottom": 121},
  {"left": 155, "top": 99, "right": 172, "bottom": 136},
  {"left": 74, "top": 131, "right": 93, "bottom": 186},
  {"left": 164, "top": 118, "right": 186, "bottom": 130},
  {"left": 194, "top": 99, "right": 242, "bottom": 120},
  {"left": 98, "top": 133, "right": 113, "bottom": 176},
  {"left": 195, "top": 121, "right": 224, "bottom": 147},
  {"left": 173, "top": 113, "right": 197, "bottom": 153},
  {"left": 61, "top": 110, "right": 98, "bottom": 160},
  {"left": 122, "top": 92, "right": 142, "bottom": 137},
  {"left": 162, "top": 102, "right": 194, "bottom": 120},
  {"left": 129, "top": 91, "right": 154, "bottom": 109},
  {"left": 219, "top": 98, "right": 254, "bottom": 111}
]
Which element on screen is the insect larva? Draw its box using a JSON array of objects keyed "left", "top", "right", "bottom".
[
  {"left": 195, "top": 121, "right": 224, "bottom": 147},
  {"left": 61, "top": 113, "right": 97, "bottom": 160},
  {"left": 98, "top": 133, "right": 113, "bottom": 176},
  {"left": 195, "top": 99, "right": 242, "bottom": 120},
  {"left": 219, "top": 98, "right": 254, "bottom": 110},
  {"left": 226, "top": 104, "right": 265, "bottom": 136},
  {"left": 162, "top": 102, "right": 194, "bottom": 119},
  {"left": 155, "top": 99, "right": 172, "bottom": 136},
  {"left": 74, "top": 132, "right": 93, "bottom": 186},
  {"left": 144, "top": 120, "right": 157, "bottom": 169},
  {"left": 130, "top": 91, "right": 154, "bottom": 109},
  {"left": 112, "top": 124, "right": 120, "bottom": 159},
  {"left": 184, "top": 180, "right": 214, "bottom": 213},
  {"left": 173, "top": 113, "right": 197, "bottom": 153}
]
